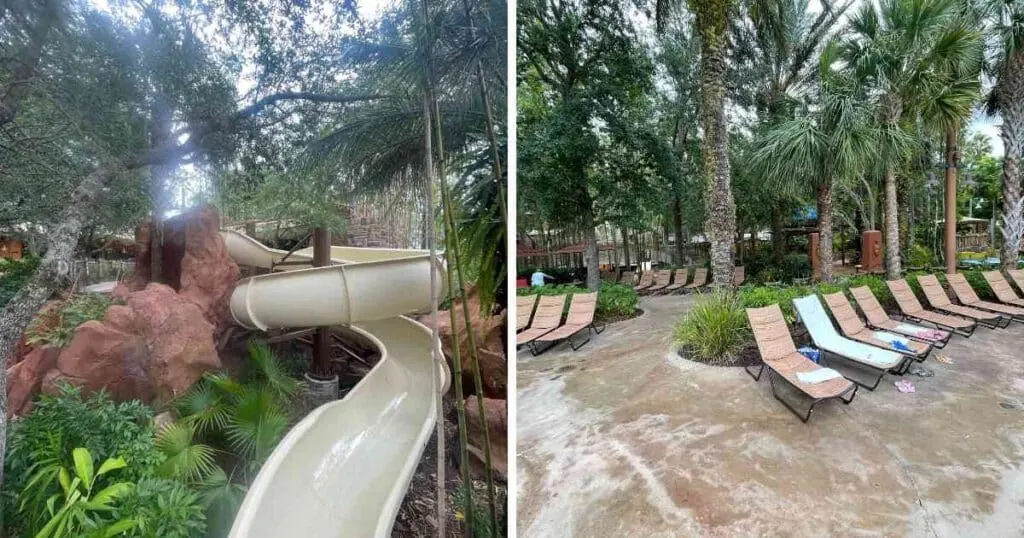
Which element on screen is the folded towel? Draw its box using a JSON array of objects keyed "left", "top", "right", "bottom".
[{"left": 796, "top": 368, "right": 843, "bottom": 384}]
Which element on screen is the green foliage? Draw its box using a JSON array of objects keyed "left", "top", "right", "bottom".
[
  {"left": 0, "top": 256, "right": 40, "bottom": 308},
  {"left": 26, "top": 294, "right": 118, "bottom": 348},
  {"left": 31, "top": 447, "right": 138, "bottom": 538},
  {"left": 4, "top": 387, "right": 163, "bottom": 533},
  {"left": 906, "top": 244, "right": 935, "bottom": 268},
  {"left": 114, "top": 478, "right": 206, "bottom": 538},
  {"left": 516, "top": 282, "right": 638, "bottom": 321},
  {"left": 454, "top": 483, "right": 505, "bottom": 538},
  {"left": 674, "top": 291, "right": 751, "bottom": 364}
]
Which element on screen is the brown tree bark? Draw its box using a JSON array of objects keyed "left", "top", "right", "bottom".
[
  {"left": 999, "top": 50, "right": 1024, "bottom": 270},
  {"left": 945, "top": 127, "right": 959, "bottom": 274},
  {"left": 583, "top": 207, "right": 600, "bottom": 291},
  {"left": 818, "top": 182, "right": 834, "bottom": 282}
]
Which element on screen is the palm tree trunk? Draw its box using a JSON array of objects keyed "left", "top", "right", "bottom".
[
  {"left": 999, "top": 51, "right": 1024, "bottom": 270},
  {"left": 691, "top": 0, "right": 736, "bottom": 288},
  {"left": 818, "top": 182, "right": 834, "bottom": 282},
  {"left": 884, "top": 167, "right": 901, "bottom": 278},
  {"left": 672, "top": 196, "right": 684, "bottom": 265},
  {"left": 944, "top": 126, "right": 958, "bottom": 274}
]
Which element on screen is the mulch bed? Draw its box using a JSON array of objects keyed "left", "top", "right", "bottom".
[
  {"left": 597, "top": 308, "right": 643, "bottom": 325},
  {"left": 676, "top": 340, "right": 762, "bottom": 368}
]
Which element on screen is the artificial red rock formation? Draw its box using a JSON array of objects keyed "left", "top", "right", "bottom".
[
  {"left": 465, "top": 395, "right": 507, "bottom": 479},
  {"left": 432, "top": 288, "right": 507, "bottom": 399},
  {"left": 41, "top": 283, "right": 221, "bottom": 404},
  {"left": 176, "top": 206, "right": 239, "bottom": 332},
  {"left": 6, "top": 346, "right": 59, "bottom": 417}
]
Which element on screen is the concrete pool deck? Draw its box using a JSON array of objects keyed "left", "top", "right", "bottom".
[{"left": 517, "top": 294, "right": 1024, "bottom": 537}]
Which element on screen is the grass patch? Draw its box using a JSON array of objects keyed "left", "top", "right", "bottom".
[{"left": 674, "top": 291, "right": 750, "bottom": 365}]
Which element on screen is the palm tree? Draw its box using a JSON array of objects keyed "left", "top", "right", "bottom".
[
  {"left": 839, "top": 0, "right": 980, "bottom": 279},
  {"left": 687, "top": 0, "right": 737, "bottom": 288},
  {"left": 751, "top": 44, "right": 877, "bottom": 282},
  {"left": 974, "top": 0, "right": 1024, "bottom": 269}
]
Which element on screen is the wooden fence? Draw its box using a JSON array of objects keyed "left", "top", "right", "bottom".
[{"left": 70, "top": 259, "right": 135, "bottom": 287}]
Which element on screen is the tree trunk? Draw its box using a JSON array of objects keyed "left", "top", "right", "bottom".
[
  {"left": 697, "top": 29, "right": 736, "bottom": 288},
  {"left": 884, "top": 167, "right": 901, "bottom": 278},
  {"left": 771, "top": 206, "right": 786, "bottom": 260},
  {"left": 999, "top": 50, "right": 1024, "bottom": 270},
  {"left": 0, "top": 165, "right": 116, "bottom": 490},
  {"left": 818, "top": 182, "right": 834, "bottom": 282},
  {"left": 583, "top": 208, "right": 600, "bottom": 291},
  {"left": 897, "top": 175, "right": 911, "bottom": 256},
  {"left": 620, "top": 226, "right": 630, "bottom": 269},
  {"left": 633, "top": 230, "right": 642, "bottom": 269},
  {"left": 945, "top": 126, "right": 959, "bottom": 274},
  {"left": 672, "top": 195, "right": 684, "bottom": 265},
  {"left": 148, "top": 101, "right": 174, "bottom": 283}
]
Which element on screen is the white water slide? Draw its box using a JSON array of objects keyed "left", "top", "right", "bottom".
[{"left": 220, "top": 230, "right": 450, "bottom": 537}]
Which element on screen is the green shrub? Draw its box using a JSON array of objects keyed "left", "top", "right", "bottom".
[
  {"left": 26, "top": 294, "right": 118, "bottom": 348},
  {"left": 0, "top": 256, "right": 40, "bottom": 308},
  {"left": 779, "top": 254, "right": 811, "bottom": 281},
  {"left": 4, "top": 387, "right": 164, "bottom": 533},
  {"left": 674, "top": 291, "right": 750, "bottom": 364},
  {"left": 906, "top": 244, "right": 934, "bottom": 268},
  {"left": 115, "top": 478, "right": 206, "bottom": 538},
  {"left": 516, "top": 282, "right": 638, "bottom": 321}
]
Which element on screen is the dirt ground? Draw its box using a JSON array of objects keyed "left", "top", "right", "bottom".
[{"left": 517, "top": 294, "right": 1024, "bottom": 537}]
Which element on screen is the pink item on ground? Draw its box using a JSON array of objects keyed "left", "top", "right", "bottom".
[{"left": 895, "top": 379, "right": 916, "bottom": 393}]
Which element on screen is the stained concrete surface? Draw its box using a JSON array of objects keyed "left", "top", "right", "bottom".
[{"left": 517, "top": 294, "right": 1024, "bottom": 537}]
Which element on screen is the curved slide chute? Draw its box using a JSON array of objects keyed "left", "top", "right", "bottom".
[{"left": 221, "top": 230, "right": 450, "bottom": 537}]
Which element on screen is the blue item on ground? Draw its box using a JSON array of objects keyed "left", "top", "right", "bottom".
[{"left": 798, "top": 346, "right": 821, "bottom": 364}]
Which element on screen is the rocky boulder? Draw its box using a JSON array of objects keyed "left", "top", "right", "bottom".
[
  {"left": 465, "top": 396, "right": 507, "bottom": 479},
  {"left": 6, "top": 346, "right": 60, "bottom": 417},
  {"left": 176, "top": 205, "right": 239, "bottom": 332},
  {"left": 432, "top": 288, "right": 506, "bottom": 399},
  {"left": 41, "top": 283, "right": 221, "bottom": 403}
]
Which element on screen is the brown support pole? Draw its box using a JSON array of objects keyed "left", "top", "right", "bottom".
[
  {"left": 945, "top": 127, "right": 958, "bottom": 274},
  {"left": 312, "top": 227, "right": 332, "bottom": 378}
]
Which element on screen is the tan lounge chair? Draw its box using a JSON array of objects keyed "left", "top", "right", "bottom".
[
  {"left": 620, "top": 271, "right": 635, "bottom": 285},
  {"left": 683, "top": 267, "right": 708, "bottom": 292},
  {"left": 849, "top": 286, "right": 951, "bottom": 348},
  {"left": 517, "top": 294, "right": 567, "bottom": 348},
  {"left": 733, "top": 266, "right": 745, "bottom": 287},
  {"left": 516, "top": 294, "right": 537, "bottom": 332},
  {"left": 886, "top": 279, "right": 976, "bottom": 336},
  {"left": 916, "top": 274, "right": 1008, "bottom": 329},
  {"left": 945, "top": 273, "right": 1024, "bottom": 323},
  {"left": 664, "top": 269, "right": 689, "bottom": 292},
  {"left": 633, "top": 271, "right": 655, "bottom": 292},
  {"left": 1008, "top": 269, "right": 1024, "bottom": 295},
  {"left": 982, "top": 271, "right": 1024, "bottom": 307},
  {"left": 746, "top": 304, "right": 858, "bottom": 422},
  {"left": 643, "top": 269, "right": 672, "bottom": 294},
  {"left": 822, "top": 292, "right": 931, "bottom": 361},
  {"left": 530, "top": 292, "right": 606, "bottom": 354}
]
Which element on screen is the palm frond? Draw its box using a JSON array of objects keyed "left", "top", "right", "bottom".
[{"left": 155, "top": 422, "right": 219, "bottom": 483}]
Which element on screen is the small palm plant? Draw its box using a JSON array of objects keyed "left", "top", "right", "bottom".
[{"left": 155, "top": 341, "right": 299, "bottom": 535}]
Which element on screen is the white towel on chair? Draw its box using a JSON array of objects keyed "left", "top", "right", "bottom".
[{"left": 796, "top": 368, "right": 843, "bottom": 384}]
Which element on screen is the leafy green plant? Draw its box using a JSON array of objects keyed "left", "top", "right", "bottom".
[
  {"left": 114, "top": 478, "right": 206, "bottom": 538},
  {"left": 906, "top": 244, "right": 934, "bottom": 268},
  {"left": 674, "top": 291, "right": 751, "bottom": 364},
  {"left": 0, "top": 255, "right": 40, "bottom": 308},
  {"left": 26, "top": 294, "right": 118, "bottom": 348},
  {"left": 516, "top": 282, "right": 638, "bottom": 321},
  {"left": 4, "top": 387, "right": 163, "bottom": 532},
  {"left": 32, "top": 447, "right": 138, "bottom": 538}
]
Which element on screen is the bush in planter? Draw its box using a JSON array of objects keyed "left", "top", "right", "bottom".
[{"left": 674, "top": 291, "right": 750, "bottom": 364}]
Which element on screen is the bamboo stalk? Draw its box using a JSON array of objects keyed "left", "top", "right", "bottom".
[{"left": 433, "top": 89, "right": 499, "bottom": 535}]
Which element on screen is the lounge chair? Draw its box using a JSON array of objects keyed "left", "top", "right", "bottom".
[
  {"left": 916, "top": 274, "right": 1009, "bottom": 329},
  {"left": 982, "top": 271, "right": 1024, "bottom": 307},
  {"left": 793, "top": 295, "right": 911, "bottom": 390},
  {"left": 822, "top": 292, "right": 931, "bottom": 361},
  {"left": 530, "top": 292, "right": 606, "bottom": 354},
  {"left": 633, "top": 271, "right": 655, "bottom": 292},
  {"left": 849, "top": 286, "right": 951, "bottom": 348},
  {"left": 746, "top": 304, "right": 857, "bottom": 422},
  {"left": 1008, "top": 269, "right": 1024, "bottom": 295},
  {"left": 516, "top": 294, "right": 537, "bottom": 332},
  {"left": 733, "top": 266, "right": 745, "bottom": 287},
  {"left": 664, "top": 269, "right": 689, "bottom": 293},
  {"left": 643, "top": 269, "right": 672, "bottom": 295},
  {"left": 886, "top": 279, "right": 976, "bottom": 337},
  {"left": 945, "top": 273, "right": 1024, "bottom": 323},
  {"left": 620, "top": 271, "right": 635, "bottom": 285},
  {"left": 683, "top": 267, "right": 708, "bottom": 293},
  {"left": 516, "top": 294, "right": 567, "bottom": 348}
]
